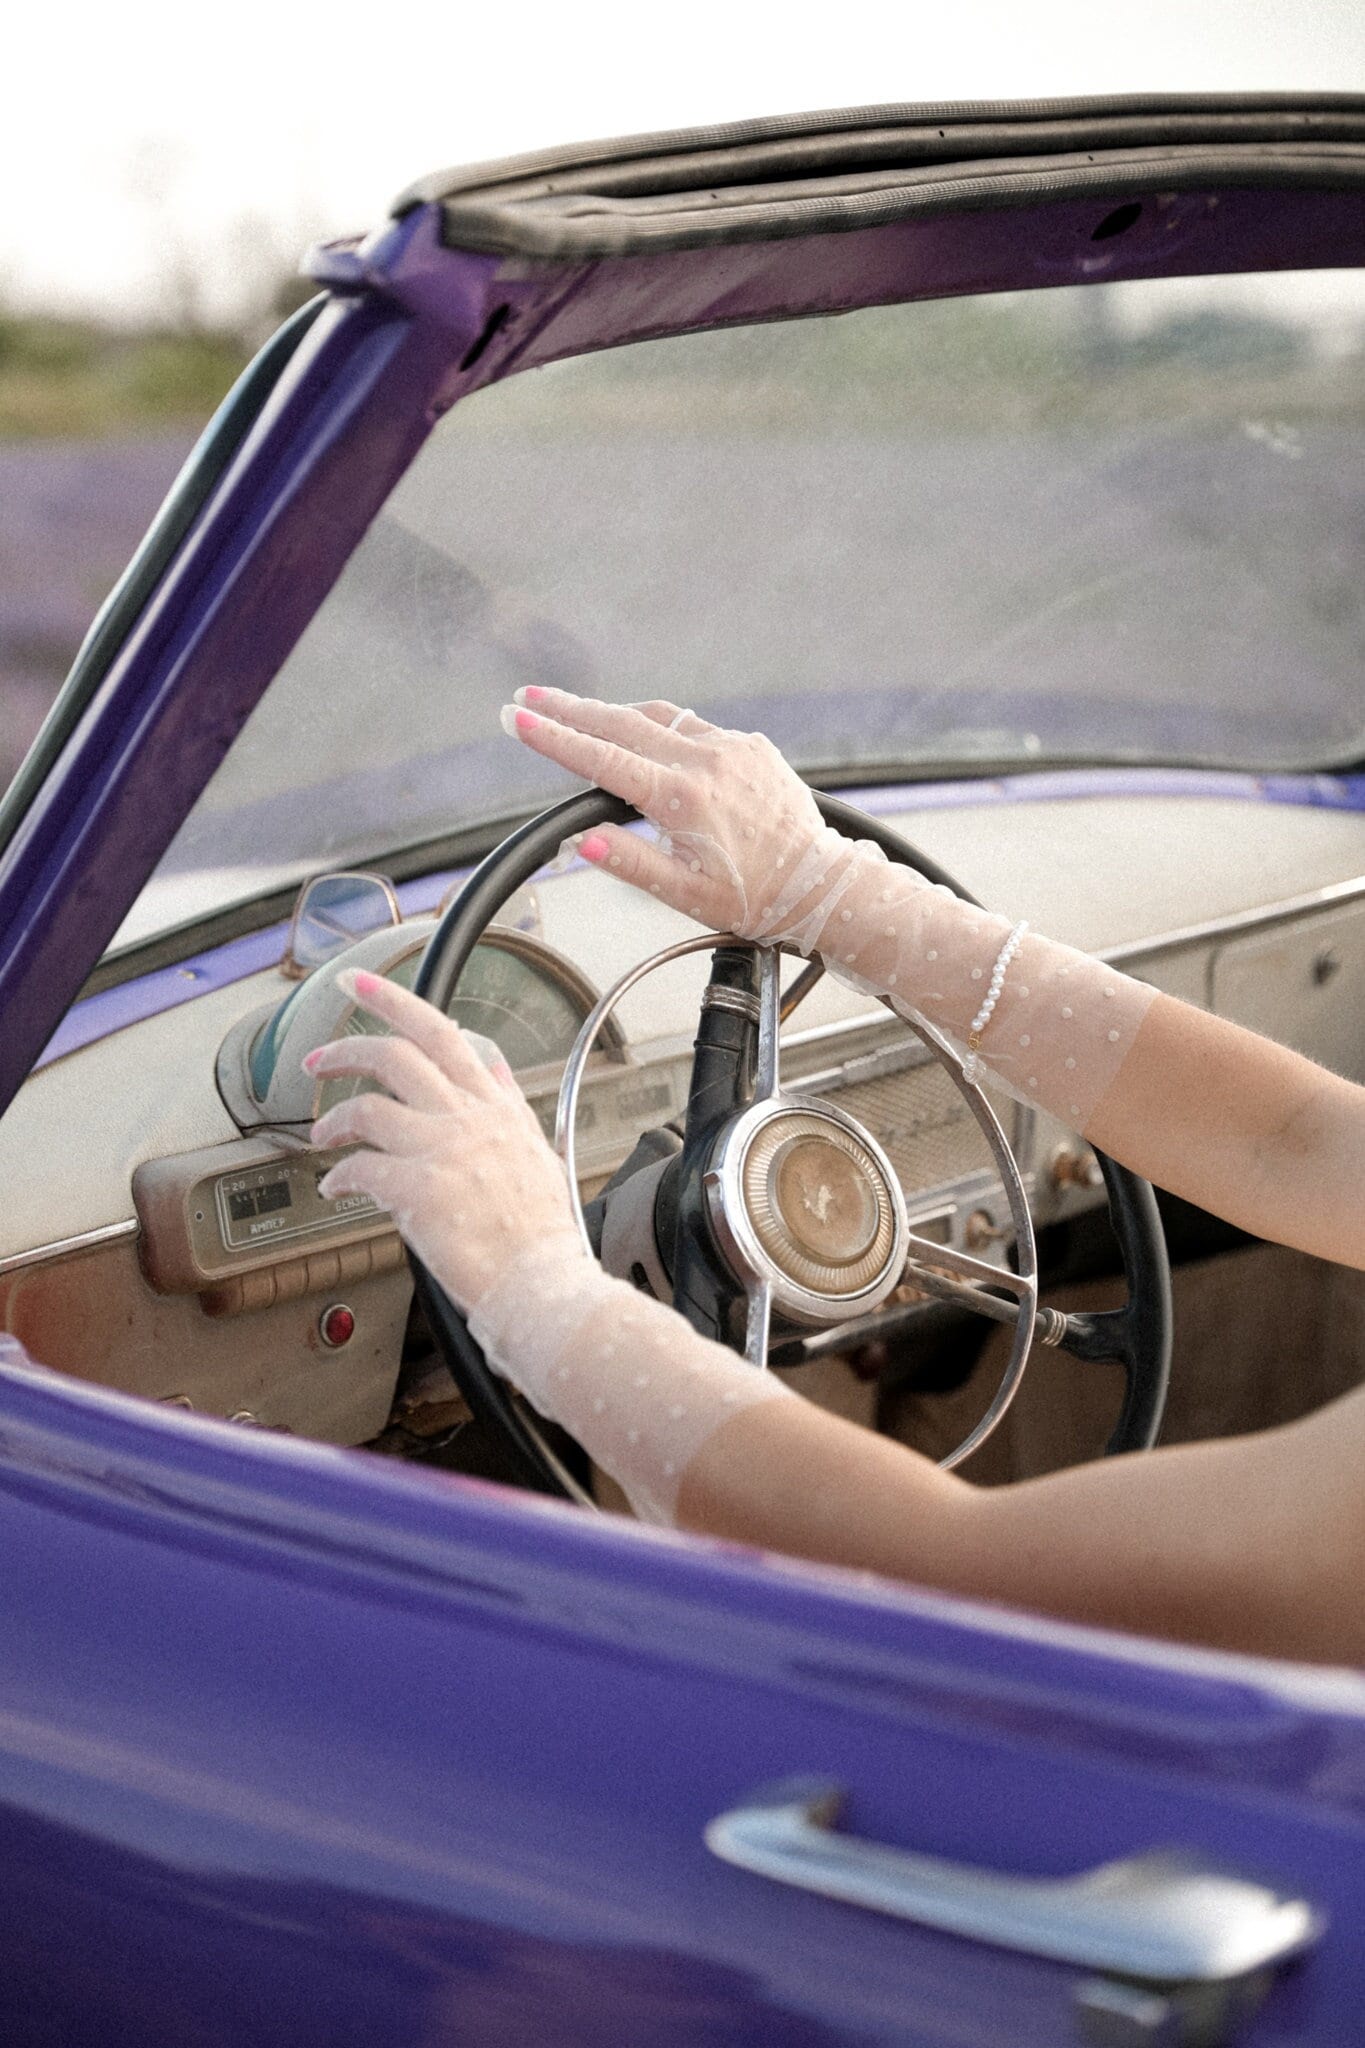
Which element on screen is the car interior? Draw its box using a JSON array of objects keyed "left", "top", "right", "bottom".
[{"left": 1, "top": 262, "right": 1362, "bottom": 1510}]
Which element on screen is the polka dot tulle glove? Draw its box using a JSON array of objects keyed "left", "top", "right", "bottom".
[
  {"left": 462, "top": 1251, "right": 792, "bottom": 1523},
  {"left": 308, "top": 970, "right": 789, "bottom": 1522},
  {"left": 504, "top": 688, "right": 857, "bottom": 952},
  {"left": 506, "top": 690, "right": 1155, "bottom": 1131},
  {"left": 307, "top": 970, "right": 586, "bottom": 1309},
  {"left": 821, "top": 871, "right": 1156, "bottom": 1128}
]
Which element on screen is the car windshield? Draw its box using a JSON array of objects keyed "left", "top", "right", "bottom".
[{"left": 120, "top": 266, "right": 1365, "bottom": 948}]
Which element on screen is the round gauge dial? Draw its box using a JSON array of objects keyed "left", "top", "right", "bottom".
[
  {"left": 447, "top": 937, "right": 594, "bottom": 1071},
  {"left": 313, "top": 930, "right": 618, "bottom": 1117}
]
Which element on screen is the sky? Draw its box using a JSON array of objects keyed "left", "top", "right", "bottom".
[{"left": 5, "top": 0, "right": 1363, "bottom": 322}]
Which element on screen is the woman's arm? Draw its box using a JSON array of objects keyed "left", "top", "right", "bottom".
[
  {"left": 678, "top": 1370, "right": 1365, "bottom": 1663},
  {"left": 1085, "top": 994, "right": 1365, "bottom": 1271},
  {"left": 507, "top": 688, "right": 1365, "bottom": 1271},
  {"left": 307, "top": 972, "right": 1365, "bottom": 1666}
]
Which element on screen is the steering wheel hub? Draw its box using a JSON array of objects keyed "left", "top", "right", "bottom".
[
  {"left": 707, "top": 1099, "right": 909, "bottom": 1324},
  {"left": 748, "top": 1112, "right": 894, "bottom": 1288}
]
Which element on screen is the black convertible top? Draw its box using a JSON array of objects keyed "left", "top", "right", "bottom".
[{"left": 393, "top": 93, "right": 1365, "bottom": 260}]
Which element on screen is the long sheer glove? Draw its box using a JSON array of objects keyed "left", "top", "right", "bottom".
[
  {"left": 503, "top": 687, "right": 854, "bottom": 946},
  {"left": 800, "top": 841, "right": 1156, "bottom": 1128},
  {"left": 464, "top": 1249, "right": 793, "bottom": 1523},
  {"left": 505, "top": 689, "right": 1155, "bottom": 1131},
  {"left": 306, "top": 970, "right": 791, "bottom": 1522}
]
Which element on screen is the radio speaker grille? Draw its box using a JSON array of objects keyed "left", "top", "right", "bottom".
[{"left": 813, "top": 1059, "right": 1016, "bottom": 1196}]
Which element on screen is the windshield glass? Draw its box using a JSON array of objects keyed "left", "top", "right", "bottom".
[{"left": 123, "top": 266, "right": 1365, "bottom": 948}]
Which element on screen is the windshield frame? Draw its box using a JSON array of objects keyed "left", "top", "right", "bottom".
[{"left": 0, "top": 99, "right": 1362, "bottom": 1108}]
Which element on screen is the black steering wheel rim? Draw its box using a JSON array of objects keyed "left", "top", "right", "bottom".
[{"left": 412, "top": 788, "right": 1172, "bottom": 1498}]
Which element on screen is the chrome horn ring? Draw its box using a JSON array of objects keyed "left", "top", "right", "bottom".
[{"left": 557, "top": 936, "right": 1040, "bottom": 1473}]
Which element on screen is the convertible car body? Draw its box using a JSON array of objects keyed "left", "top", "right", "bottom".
[{"left": 0, "top": 95, "right": 1363, "bottom": 2044}]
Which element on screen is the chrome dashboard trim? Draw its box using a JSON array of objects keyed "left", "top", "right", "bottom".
[
  {"left": 795, "top": 1037, "right": 938, "bottom": 1097},
  {"left": 0, "top": 1218, "right": 138, "bottom": 1277},
  {"left": 1103, "top": 873, "right": 1365, "bottom": 969},
  {"left": 782, "top": 1008, "right": 920, "bottom": 1057}
]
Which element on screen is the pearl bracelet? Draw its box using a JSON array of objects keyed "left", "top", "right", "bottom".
[{"left": 962, "top": 922, "right": 1028, "bottom": 1086}]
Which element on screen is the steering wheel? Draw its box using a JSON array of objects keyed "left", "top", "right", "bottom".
[{"left": 412, "top": 789, "right": 1172, "bottom": 1501}]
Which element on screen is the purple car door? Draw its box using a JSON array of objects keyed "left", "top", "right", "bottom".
[{"left": 0, "top": 1351, "right": 1359, "bottom": 2048}]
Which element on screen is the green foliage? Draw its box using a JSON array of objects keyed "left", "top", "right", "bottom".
[{"left": 0, "top": 316, "right": 248, "bottom": 439}]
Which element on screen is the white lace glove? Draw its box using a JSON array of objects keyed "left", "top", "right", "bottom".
[
  {"left": 308, "top": 970, "right": 789, "bottom": 1521},
  {"left": 506, "top": 689, "right": 1155, "bottom": 1130}
]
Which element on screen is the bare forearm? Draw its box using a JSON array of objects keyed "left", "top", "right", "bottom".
[
  {"left": 1085, "top": 994, "right": 1365, "bottom": 1269},
  {"left": 676, "top": 1384, "right": 1365, "bottom": 1662}
]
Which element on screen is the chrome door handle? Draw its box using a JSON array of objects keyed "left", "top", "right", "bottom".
[{"left": 705, "top": 1782, "right": 1321, "bottom": 2043}]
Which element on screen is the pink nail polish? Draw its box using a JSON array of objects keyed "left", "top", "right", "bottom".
[
  {"left": 580, "top": 833, "right": 610, "bottom": 863},
  {"left": 514, "top": 709, "right": 538, "bottom": 734},
  {"left": 522, "top": 685, "right": 547, "bottom": 704},
  {"left": 353, "top": 969, "right": 383, "bottom": 995},
  {"left": 301, "top": 1048, "right": 323, "bottom": 1074}
]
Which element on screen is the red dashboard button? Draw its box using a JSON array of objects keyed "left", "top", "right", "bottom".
[{"left": 318, "top": 1304, "right": 356, "bottom": 1349}]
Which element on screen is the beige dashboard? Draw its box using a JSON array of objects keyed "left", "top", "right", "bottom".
[{"left": 1, "top": 788, "right": 1362, "bottom": 1444}]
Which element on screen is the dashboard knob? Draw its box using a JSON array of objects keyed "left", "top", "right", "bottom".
[
  {"left": 1051, "top": 1144, "right": 1104, "bottom": 1192},
  {"left": 319, "top": 1303, "right": 356, "bottom": 1349}
]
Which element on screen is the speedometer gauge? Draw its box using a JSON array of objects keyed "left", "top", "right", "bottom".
[
  {"left": 446, "top": 931, "right": 603, "bottom": 1072},
  {"left": 221, "top": 924, "right": 624, "bottom": 1135},
  {"left": 311, "top": 928, "right": 623, "bottom": 1119}
]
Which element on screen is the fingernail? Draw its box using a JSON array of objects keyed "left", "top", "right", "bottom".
[
  {"left": 301, "top": 1048, "right": 324, "bottom": 1074},
  {"left": 337, "top": 968, "right": 383, "bottom": 1002},
  {"left": 513, "top": 685, "right": 548, "bottom": 707},
  {"left": 315, "top": 1168, "right": 338, "bottom": 1199},
  {"left": 514, "top": 709, "right": 539, "bottom": 734},
  {"left": 580, "top": 833, "right": 611, "bottom": 863},
  {"left": 498, "top": 704, "right": 518, "bottom": 737}
]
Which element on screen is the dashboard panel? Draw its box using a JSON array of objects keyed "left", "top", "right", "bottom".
[{"left": 0, "top": 785, "right": 1362, "bottom": 1448}]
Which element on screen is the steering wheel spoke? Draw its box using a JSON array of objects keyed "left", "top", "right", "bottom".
[
  {"left": 744, "top": 1279, "right": 775, "bottom": 1365},
  {"left": 754, "top": 943, "right": 783, "bottom": 1103},
  {"left": 903, "top": 1233, "right": 1034, "bottom": 1297},
  {"left": 898, "top": 1244, "right": 1038, "bottom": 1333},
  {"left": 778, "top": 955, "right": 826, "bottom": 1025},
  {"left": 1052, "top": 1306, "right": 1138, "bottom": 1366}
]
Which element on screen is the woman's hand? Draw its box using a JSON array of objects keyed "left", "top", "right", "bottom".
[
  {"left": 503, "top": 687, "right": 846, "bottom": 944},
  {"left": 305, "top": 970, "right": 586, "bottom": 1312}
]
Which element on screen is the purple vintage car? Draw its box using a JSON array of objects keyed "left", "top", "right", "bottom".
[{"left": 0, "top": 95, "right": 1362, "bottom": 2045}]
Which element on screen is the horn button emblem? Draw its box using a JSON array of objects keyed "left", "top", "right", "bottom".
[{"left": 706, "top": 1101, "right": 908, "bottom": 1324}]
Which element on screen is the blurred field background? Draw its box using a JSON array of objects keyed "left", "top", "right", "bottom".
[
  {"left": 0, "top": 252, "right": 316, "bottom": 790},
  {"left": 2, "top": 0, "right": 1357, "bottom": 809}
]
